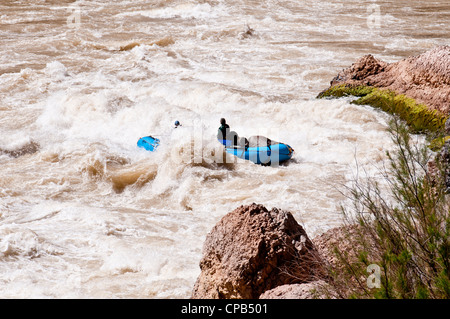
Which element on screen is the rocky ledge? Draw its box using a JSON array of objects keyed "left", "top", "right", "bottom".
[
  {"left": 191, "top": 204, "right": 374, "bottom": 299},
  {"left": 324, "top": 45, "right": 450, "bottom": 115},
  {"left": 191, "top": 204, "right": 327, "bottom": 299},
  {"left": 320, "top": 46, "right": 450, "bottom": 189}
]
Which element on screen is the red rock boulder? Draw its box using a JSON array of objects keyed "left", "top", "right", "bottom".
[
  {"left": 328, "top": 45, "right": 450, "bottom": 114},
  {"left": 191, "top": 203, "right": 324, "bottom": 299}
]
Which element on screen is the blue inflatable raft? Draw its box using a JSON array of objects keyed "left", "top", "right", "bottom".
[
  {"left": 137, "top": 136, "right": 160, "bottom": 152},
  {"left": 219, "top": 135, "right": 294, "bottom": 165}
]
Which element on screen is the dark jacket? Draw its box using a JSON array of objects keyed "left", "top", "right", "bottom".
[{"left": 218, "top": 124, "right": 230, "bottom": 140}]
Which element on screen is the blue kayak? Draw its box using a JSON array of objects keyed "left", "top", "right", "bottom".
[
  {"left": 137, "top": 136, "right": 160, "bottom": 152},
  {"left": 219, "top": 136, "right": 294, "bottom": 165}
]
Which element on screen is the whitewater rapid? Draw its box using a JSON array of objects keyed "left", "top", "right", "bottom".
[{"left": 0, "top": 0, "right": 448, "bottom": 298}]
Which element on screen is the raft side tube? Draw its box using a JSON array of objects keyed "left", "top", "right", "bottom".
[{"left": 137, "top": 136, "right": 160, "bottom": 152}]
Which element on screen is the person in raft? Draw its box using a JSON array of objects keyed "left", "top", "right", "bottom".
[
  {"left": 217, "top": 118, "right": 230, "bottom": 141},
  {"left": 217, "top": 118, "right": 247, "bottom": 148}
]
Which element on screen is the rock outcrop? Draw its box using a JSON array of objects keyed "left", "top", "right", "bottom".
[
  {"left": 328, "top": 45, "right": 450, "bottom": 114},
  {"left": 312, "top": 225, "right": 364, "bottom": 269},
  {"left": 259, "top": 281, "right": 329, "bottom": 299},
  {"left": 191, "top": 204, "right": 324, "bottom": 299}
]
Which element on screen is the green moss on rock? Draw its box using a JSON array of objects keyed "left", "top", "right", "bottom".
[
  {"left": 318, "top": 85, "right": 449, "bottom": 136},
  {"left": 429, "top": 136, "right": 450, "bottom": 152},
  {"left": 317, "top": 85, "right": 374, "bottom": 99}
]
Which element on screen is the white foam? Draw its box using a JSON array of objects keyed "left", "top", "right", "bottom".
[
  {"left": 117, "top": 2, "right": 229, "bottom": 20},
  {"left": 0, "top": 0, "right": 440, "bottom": 299}
]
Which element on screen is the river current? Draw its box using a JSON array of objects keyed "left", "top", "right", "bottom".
[{"left": 0, "top": 0, "right": 448, "bottom": 298}]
